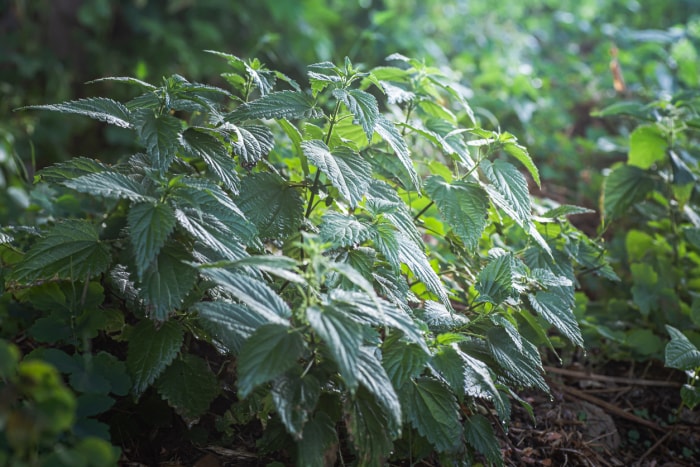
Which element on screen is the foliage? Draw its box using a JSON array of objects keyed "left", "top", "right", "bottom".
[{"left": 0, "top": 52, "right": 610, "bottom": 464}]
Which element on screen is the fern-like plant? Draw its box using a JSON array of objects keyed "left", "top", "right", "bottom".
[{"left": 1, "top": 53, "right": 611, "bottom": 465}]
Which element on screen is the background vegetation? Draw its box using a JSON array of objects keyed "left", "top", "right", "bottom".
[{"left": 2, "top": 0, "right": 700, "bottom": 465}]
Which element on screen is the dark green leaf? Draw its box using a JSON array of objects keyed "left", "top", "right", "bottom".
[
  {"left": 127, "top": 320, "right": 184, "bottom": 396},
  {"left": 272, "top": 373, "right": 321, "bottom": 439},
  {"left": 464, "top": 414, "right": 503, "bottom": 466},
  {"left": 179, "top": 128, "right": 239, "bottom": 193},
  {"left": 591, "top": 101, "right": 648, "bottom": 118},
  {"left": 133, "top": 109, "right": 181, "bottom": 173},
  {"left": 503, "top": 139, "right": 540, "bottom": 187},
  {"left": 319, "top": 212, "right": 372, "bottom": 247},
  {"left": 195, "top": 301, "right": 281, "bottom": 353},
  {"left": 86, "top": 76, "right": 156, "bottom": 90},
  {"left": 481, "top": 159, "right": 531, "bottom": 226},
  {"left": 382, "top": 333, "right": 429, "bottom": 388},
  {"left": 64, "top": 171, "right": 156, "bottom": 202},
  {"left": 228, "top": 124, "right": 275, "bottom": 167},
  {"left": 476, "top": 253, "right": 519, "bottom": 305},
  {"left": 665, "top": 325, "right": 700, "bottom": 371},
  {"left": 542, "top": 204, "right": 595, "bottom": 218},
  {"left": 37, "top": 157, "right": 108, "bottom": 183},
  {"left": 128, "top": 202, "right": 177, "bottom": 279},
  {"left": 398, "top": 234, "right": 453, "bottom": 310},
  {"left": 297, "top": 412, "right": 338, "bottom": 467},
  {"left": 228, "top": 90, "right": 322, "bottom": 121},
  {"left": 357, "top": 347, "right": 401, "bottom": 436},
  {"left": 155, "top": 354, "right": 219, "bottom": 419},
  {"left": 528, "top": 287, "right": 583, "bottom": 347},
  {"left": 237, "top": 324, "right": 305, "bottom": 398},
  {"left": 333, "top": 89, "right": 379, "bottom": 143},
  {"left": 374, "top": 116, "right": 420, "bottom": 191},
  {"left": 459, "top": 349, "right": 507, "bottom": 420},
  {"left": 346, "top": 387, "right": 395, "bottom": 466},
  {"left": 488, "top": 327, "right": 548, "bottom": 392},
  {"left": 603, "top": 165, "right": 654, "bottom": 219},
  {"left": 21, "top": 97, "right": 132, "bottom": 128}
]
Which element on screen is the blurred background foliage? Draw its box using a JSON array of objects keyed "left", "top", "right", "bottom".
[{"left": 2, "top": 0, "right": 700, "bottom": 357}]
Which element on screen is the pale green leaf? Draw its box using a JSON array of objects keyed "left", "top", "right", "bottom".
[
  {"left": 629, "top": 124, "right": 667, "bottom": 169},
  {"left": 402, "top": 377, "right": 462, "bottom": 453},
  {"left": 128, "top": 202, "right": 177, "bottom": 279},
  {"left": 357, "top": 347, "right": 401, "bottom": 436},
  {"left": 464, "top": 414, "right": 503, "bottom": 466},
  {"left": 528, "top": 287, "right": 583, "bottom": 347},
  {"left": 503, "top": 140, "right": 540, "bottom": 187},
  {"left": 21, "top": 97, "right": 132, "bottom": 128},
  {"left": 665, "top": 325, "right": 700, "bottom": 371},
  {"left": 228, "top": 90, "right": 323, "bottom": 121},
  {"left": 64, "top": 171, "right": 156, "bottom": 203},
  {"left": 374, "top": 116, "right": 420, "bottom": 191},
  {"left": 346, "top": 387, "right": 395, "bottom": 466},
  {"left": 591, "top": 101, "right": 648, "bottom": 118},
  {"left": 333, "top": 89, "right": 379, "bottom": 143},
  {"left": 133, "top": 109, "right": 181, "bottom": 173},
  {"left": 237, "top": 323, "right": 305, "bottom": 397},
  {"left": 179, "top": 128, "right": 239, "bottom": 193},
  {"left": 138, "top": 243, "right": 197, "bottom": 321},
  {"left": 417, "top": 301, "right": 469, "bottom": 333},
  {"left": 481, "top": 159, "right": 531, "bottom": 226},
  {"left": 307, "top": 305, "right": 362, "bottom": 391},
  {"left": 238, "top": 172, "right": 305, "bottom": 240},
  {"left": 272, "top": 373, "right": 321, "bottom": 439},
  {"left": 155, "top": 354, "right": 219, "bottom": 419},
  {"left": 319, "top": 212, "right": 373, "bottom": 247},
  {"left": 603, "top": 165, "right": 654, "bottom": 219},
  {"left": 424, "top": 175, "right": 489, "bottom": 250},
  {"left": 380, "top": 81, "right": 415, "bottom": 104},
  {"left": 12, "top": 220, "right": 111, "bottom": 282},
  {"left": 126, "top": 320, "right": 184, "bottom": 396},
  {"left": 381, "top": 333, "right": 429, "bottom": 388},
  {"left": 297, "top": 412, "right": 338, "bottom": 467},
  {"left": 488, "top": 327, "right": 548, "bottom": 392}
]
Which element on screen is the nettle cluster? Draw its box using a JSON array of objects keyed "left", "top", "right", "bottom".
[{"left": 1, "top": 53, "right": 610, "bottom": 465}]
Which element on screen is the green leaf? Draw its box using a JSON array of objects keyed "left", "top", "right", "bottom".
[
  {"left": 133, "top": 109, "right": 182, "bottom": 173},
  {"left": 591, "top": 101, "right": 648, "bottom": 118},
  {"left": 179, "top": 128, "right": 239, "bottom": 193},
  {"left": 382, "top": 333, "right": 429, "bottom": 388},
  {"left": 127, "top": 320, "right": 184, "bottom": 396},
  {"left": 476, "top": 253, "right": 519, "bottom": 305},
  {"left": 459, "top": 350, "right": 508, "bottom": 420},
  {"left": 418, "top": 300, "right": 469, "bottom": 333},
  {"left": 503, "top": 139, "right": 540, "bottom": 187},
  {"left": 681, "top": 384, "right": 700, "bottom": 410},
  {"left": 481, "top": 159, "right": 531, "bottom": 227},
  {"left": 603, "top": 165, "right": 654, "bottom": 219},
  {"left": 374, "top": 116, "right": 420, "bottom": 191},
  {"left": 195, "top": 301, "right": 281, "bottom": 353},
  {"left": 21, "top": 97, "right": 132, "bottom": 128},
  {"left": 464, "top": 414, "right": 503, "bottom": 466},
  {"left": 542, "top": 204, "right": 595, "bottom": 218},
  {"left": 228, "top": 90, "right": 323, "bottom": 121},
  {"left": 333, "top": 89, "right": 379, "bottom": 143},
  {"left": 665, "top": 325, "right": 700, "bottom": 371},
  {"left": 397, "top": 233, "right": 453, "bottom": 310},
  {"left": 302, "top": 140, "right": 372, "bottom": 207},
  {"left": 272, "top": 373, "right": 321, "bottom": 439},
  {"left": 307, "top": 305, "right": 362, "bottom": 392},
  {"left": 357, "top": 347, "right": 401, "bottom": 436},
  {"left": 138, "top": 243, "right": 197, "bottom": 321},
  {"left": 174, "top": 208, "right": 250, "bottom": 261},
  {"left": 628, "top": 124, "right": 667, "bottom": 169},
  {"left": 319, "top": 212, "right": 372, "bottom": 247},
  {"left": 528, "top": 287, "right": 583, "bottom": 347},
  {"left": 238, "top": 172, "right": 305, "bottom": 240},
  {"left": 155, "top": 354, "right": 219, "bottom": 419},
  {"left": 402, "top": 377, "right": 463, "bottom": 453},
  {"left": 346, "top": 387, "right": 395, "bottom": 466},
  {"left": 228, "top": 123, "right": 275, "bottom": 167},
  {"left": 0, "top": 339, "right": 20, "bottom": 380},
  {"left": 630, "top": 263, "right": 660, "bottom": 316},
  {"left": 12, "top": 220, "right": 111, "bottom": 282},
  {"left": 37, "top": 157, "right": 108, "bottom": 183},
  {"left": 128, "top": 202, "right": 177, "bottom": 279},
  {"left": 237, "top": 324, "right": 305, "bottom": 398},
  {"left": 297, "top": 412, "right": 338, "bottom": 467},
  {"left": 64, "top": 171, "right": 156, "bottom": 202},
  {"left": 424, "top": 175, "right": 489, "bottom": 250},
  {"left": 488, "top": 327, "right": 548, "bottom": 392},
  {"left": 86, "top": 76, "right": 157, "bottom": 90}
]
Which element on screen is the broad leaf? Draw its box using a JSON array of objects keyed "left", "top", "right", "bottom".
[
  {"left": 481, "top": 159, "right": 531, "bottom": 227},
  {"left": 665, "top": 325, "right": 700, "bottom": 371},
  {"left": 459, "top": 349, "right": 508, "bottom": 420},
  {"left": 64, "top": 171, "right": 156, "bottom": 203},
  {"left": 175, "top": 208, "right": 250, "bottom": 261},
  {"left": 382, "top": 333, "right": 429, "bottom": 388},
  {"left": 21, "top": 97, "right": 132, "bottom": 128},
  {"left": 126, "top": 320, "right": 184, "bottom": 396},
  {"left": 333, "top": 89, "right": 379, "bottom": 143},
  {"left": 402, "top": 377, "right": 463, "bottom": 453},
  {"left": 503, "top": 139, "right": 540, "bottom": 187},
  {"left": 155, "top": 354, "right": 219, "bottom": 419},
  {"left": 529, "top": 287, "right": 583, "bottom": 347},
  {"left": 228, "top": 90, "right": 323, "bottom": 121},
  {"left": 307, "top": 305, "right": 362, "bottom": 391},
  {"left": 228, "top": 124, "right": 275, "bottom": 167},
  {"left": 346, "top": 387, "right": 395, "bottom": 466},
  {"left": 543, "top": 204, "right": 595, "bottom": 218},
  {"left": 464, "top": 414, "right": 503, "bottom": 466},
  {"left": 302, "top": 140, "right": 372, "bottom": 207},
  {"left": 398, "top": 235, "right": 452, "bottom": 310},
  {"left": 272, "top": 373, "right": 322, "bottom": 439},
  {"left": 38, "top": 157, "right": 108, "bottom": 183},
  {"left": 418, "top": 300, "right": 469, "bottom": 333},
  {"left": 487, "top": 327, "right": 548, "bottom": 392},
  {"left": 476, "top": 253, "right": 519, "bottom": 305},
  {"left": 357, "top": 347, "right": 401, "bottom": 436},
  {"left": 133, "top": 109, "right": 181, "bottom": 173},
  {"left": 319, "top": 212, "right": 372, "bottom": 247},
  {"left": 374, "top": 116, "right": 420, "bottom": 191},
  {"left": 128, "top": 202, "right": 177, "bottom": 279},
  {"left": 424, "top": 175, "right": 489, "bottom": 250},
  {"left": 603, "top": 165, "right": 654, "bottom": 219},
  {"left": 297, "top": 412, "right": 338, "bottom": 467},
  {"left": 12, "top": 220, "right": 111, "bottom": 282},
  {"left": 237, "top": 324, "right": 305, "bottom": 398},
  {"left": 179, "top": 128, "right": 239, "bottom": 193},
  {"left": 238, "top": 172, "right": 305, "bottom": 240},
  {"left": 628, "top": 124, "right": 667, "bottom": 169}
]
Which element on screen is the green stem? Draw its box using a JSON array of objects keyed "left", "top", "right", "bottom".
[
  {"left": 413, "top": 201, "right": 434, "bottom": 221},
  {"left": 305, "top": 100, "right": 342, "bottom": 219}
]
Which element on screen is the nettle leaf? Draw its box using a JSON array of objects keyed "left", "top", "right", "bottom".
[
  {"left": 175, "top": 208, "right": 249, "bottom": 261},
  {"left": 133, "top": 109, "right": 182, "bottom": 173},
  {"left": 543, "top": 204, "right": 595, "bottom": 218},
  {"left": 402, "top": 377, "right": 463, "bottom": 453},
  {"left": 459, "top": 349, "right": 508, "bottom": 420},
  {"left": 12, "top": 220, "right": 111, "bottom": 282},
  {"left": 380, "top": 81, "right": 415, "bottom": 104},
  {"left": 155, "top": 353, "right": 219, "bottom": 419},
  {"left": 37, "top": 157, "right": 108, "bottom": 183},
  {"left": 502, "top": 139, "right": 540, "bottom": 187},
  {"left": 374, "top": 116, "right": 420, "bottom": 191},
  {"left": 528, "top": 286, "right": 583, "bottom": 347},
  {"left": 272, "top": 373, "right": 321, "bottom": 439},
  {"left": 603, "top": 165, "right": 655, "bottom": 219},
  {"left": 357, "top": 347, "right": 402, "bottom": 436},
  {"left": 398, "top": 233, "right": 453, "bottom": 310},
  {"left": 424, "top": 175, "right": 489, "bottom": 250},
  {"left": 237, "top": 323, "right": 305, "bottom": 398},
  {"left": 21, "top": 97, "right": 132, "bottom": 128},
  {"left": 382, "top": 333, "right": 430, "bottom": 388},
  {"left": 307, "top": 305, "right": 362, "bottom": 392},
  {"left": 464, "top": 414, "right": 503, "bottom": 466},
  {"left": 228, "top": 90, "right": 323, "bottom": 121},
  {"left": 319, "top": 212, "right": 372, "bottom": 247},
  {"left": 138, "top": 243, "right": 197, "bottom": 321},
  {"left": 481, "top": 159, "right": 531, "bottom": 227},
  {"left": 628, "top": 124, "right": 667, "bottom": 169},
  {"left": 665, "top": 325, "right": 700, "bottom": 371},
  {"left": 346, "top": 386, "right": 395, "bottom": 466},
  {"left": 227, "top": 124, "right": 275, "bottom": 167},
  {"left": 487, "top": 327, "right": 548, "bottom": 392},
  {"left": 333, "top": 89, "right": 379, "bottom": 143},
  {"left": 128, "top": 202, "right": 177, "bottom": 279},
  {"left": 179, "top": 128, "right": 239, "bottom": 193},
  {"left": 199, "top": 267, "right": 291, "bottom": 319},
  {"left": 87, "top": 76, "right": 157, "bottom": 90},
  {"left": 64, "top": 171, "right": 156, "bottom": 203},
  {"left": 297, "top": 412, "right": 338, "bottom": 467},
  {"left": 418, "top": 301, "right": 469, "bottom": 333},
  {"left": 126, "top": 320, "right": 184, "bottom": 396},
  {"left": 238, "top": 172, "right": 305, "bottom": 240},
  {"left": 476, "top": 253, "right": 520, "bottom": 305},
  {"left": 302, "top": 140, "right": 372, "bottom": 207}
]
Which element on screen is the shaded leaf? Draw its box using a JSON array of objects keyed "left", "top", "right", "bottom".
[
  {"left": 133, "top": 109, "right": 181, "bottom": 173},
  {"left": 64, "top": 171, "right": 155, "bottom": 203},
  {"left": 127, "top": 320, "right": 184, "bottom": 396},
  {"left": 464, "top": 414, "right": 503, "bottom": 466},
  {"left": 228, "top": 124, "right": 275, "bottom": 166},
  {"left": 603, "top": 165, "right": 654, "bottom": 219},
  {"left": 38, "top": 157, "right": 108, "bottom": 183},
  {"left": 374, "top": 116, "right": 420, "bottom": 191},
  {"left": 503, "top": 139, "right": 540, "bottom": 187},
  {"left": 665, "top": 325, "right": 700, "bottom": 371},
  {"left": 128, "top": 202, "right": 177, "bottom": 279},
  {"left": 382, "top": 332, "right": 429, "bottom": 388},
  {"left": 272, "top": 373, "right": 322, "bottom": 439},
  {"left": 297, "top": 412, "right": 338, "bottom": 467},
  {"left": 528, "top": 287, "right": 583, "bottom": 347},
  {"left": 476, "top": 253, "right": 520, "bottom": 305},
  {"left": 481, "top": 159, "right": 531, "bottom": 227},
  {"left": 487, "top": 327, "right": 548, "bottom": 392},
  {"left": 357, "top": 347, "right": 401, "bottom": 436},
  {"left": 155, "top": 354, "right": 219, "bottom": 419},
  {"left": 179, "top": 128, "right": 239, "bottom": 193},
  {"left": 346, "top": 387, "right": 395, "bottom": 466}
]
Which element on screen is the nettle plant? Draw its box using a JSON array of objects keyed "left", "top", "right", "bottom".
[{"left": 2, "top": 53, "right": 609, "bottom": 465}]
